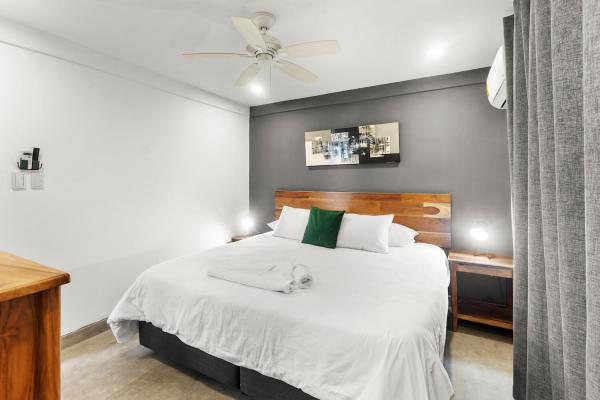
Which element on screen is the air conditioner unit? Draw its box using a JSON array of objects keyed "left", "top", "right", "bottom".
[{"left": 486, "top": 46, "right": 507, "bottom": 109}]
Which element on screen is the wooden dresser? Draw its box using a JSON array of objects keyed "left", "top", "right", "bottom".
[{"left": 0, "top": 251, "right": 70, "bottom": 400}]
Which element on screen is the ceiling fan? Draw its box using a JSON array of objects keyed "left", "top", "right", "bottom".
[{"left": 182, "top": 12, "right": 340, "bottom": 87}]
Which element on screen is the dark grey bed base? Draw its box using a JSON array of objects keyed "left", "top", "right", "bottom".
[
  {"left": 138, "top": 321, "right": 317, "bottom": 400},
  {"left": 138, "top": 321, "right": 239, "bottom": 387}
]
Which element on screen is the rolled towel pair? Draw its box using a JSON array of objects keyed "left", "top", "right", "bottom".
[
  {"left": 292, "top": 264, "right": 313, "bottom": 289},
  {"left": 208, "top": 262, "right": 312, "bottom": 293}
]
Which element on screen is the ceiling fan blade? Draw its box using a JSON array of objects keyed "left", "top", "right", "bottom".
[
  {"left": 235, "top": 63, "right": 262, "bottom": 86},
  {"left": 274, "top": 60, "right": 318, "bottom": 83},
  {"left": 280, "top": 40, "right": 340, "bottom": 58},
  {"left": 231, "top": 17, "right": 266, "bottom": 50},
  {"left": 183, "top": 52, "right": 251, "bottom": 59}
]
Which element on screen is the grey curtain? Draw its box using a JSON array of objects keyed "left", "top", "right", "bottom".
[{"left": 503, "top": 1, "right": 600, "bottom": 399}]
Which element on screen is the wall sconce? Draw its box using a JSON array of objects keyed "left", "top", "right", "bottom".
[{"left": 470, "top": 221, "right": 495, "bottom": 259}]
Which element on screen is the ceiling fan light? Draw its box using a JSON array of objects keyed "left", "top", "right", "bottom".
[
  {"left": 249, "top": 84, "right": 264, "bottom": 94},
  {"left": 235, "top": 63, "right": 262, "bottom": 86}
]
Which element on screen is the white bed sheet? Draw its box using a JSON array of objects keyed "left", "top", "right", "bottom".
[{"left": 108, "top": 233, "right": 454, "bottom": 400}]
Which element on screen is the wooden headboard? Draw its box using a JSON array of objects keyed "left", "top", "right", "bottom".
[{"left": 275, "top": 191, "right": 451, "bottom": 248}]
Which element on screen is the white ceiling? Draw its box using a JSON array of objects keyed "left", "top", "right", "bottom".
[{"left": 0, "top": 0, "right": 513, "bottom": 106}]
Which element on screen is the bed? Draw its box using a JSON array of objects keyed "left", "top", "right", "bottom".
[{"left": 109, "top": 191, "right": 454, "bottom": 400}]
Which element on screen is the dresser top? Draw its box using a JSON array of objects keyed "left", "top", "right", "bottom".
[{"left": 0, "top": 251, "right": 70, "bottom": 302}]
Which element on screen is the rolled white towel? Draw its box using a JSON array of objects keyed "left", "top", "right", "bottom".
[
  {"left": 292, "top": 264, "right": 313, "bottom": 289},
  {"left": 208, "top": 261, "right": 313, "bottom": 294},
  {"left": 208, "top": 264, "right": 296, "bottom": 293}
]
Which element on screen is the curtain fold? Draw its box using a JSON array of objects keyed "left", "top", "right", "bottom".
[
  {"left": 583, "top": 0, "right": 600, "bottom": 399},
  {"left": 504, "top": 1, "right": 600, "bottom": 399}
]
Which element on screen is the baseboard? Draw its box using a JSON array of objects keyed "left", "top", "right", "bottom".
[{"left": 61, "top": 318, "right": 110, "bottom": 349}]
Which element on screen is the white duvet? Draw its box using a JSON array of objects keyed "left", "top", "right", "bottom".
[{"left": 108, "top": 233, "right": 454, "bottom": 400}]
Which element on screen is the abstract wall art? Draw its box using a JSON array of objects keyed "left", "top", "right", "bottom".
[{"left": 304, "top": 122, "right": 400, "bottom": 166}]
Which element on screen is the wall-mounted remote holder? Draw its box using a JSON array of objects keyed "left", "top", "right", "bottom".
[
  {"left": 17, "top": 147, "right": 42, "bottom": 171},
  {"left": 12, "top": 147, "right": 45, "bottom": 190}
]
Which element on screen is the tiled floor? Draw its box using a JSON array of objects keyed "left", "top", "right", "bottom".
[{"left": 62, "top": 323, "right": 513, "bottom": 400}]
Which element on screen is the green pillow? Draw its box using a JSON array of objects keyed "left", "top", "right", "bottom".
[{"left": 302, "top": 207, "right": 345, "bottom": 249}]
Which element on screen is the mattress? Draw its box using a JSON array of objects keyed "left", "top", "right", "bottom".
[{"left": 108, "top": 233, "right": 454, "bottom": 400}]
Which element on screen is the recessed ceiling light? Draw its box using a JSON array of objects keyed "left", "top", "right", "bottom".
[
  {"left": 249, "top": 83, "right": 264, "bottom": 94},
  {"left": 426, "top": 46, "right": 445, "bottom": 60}
]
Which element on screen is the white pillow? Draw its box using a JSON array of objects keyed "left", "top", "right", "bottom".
[
  {"left": 336, "top": 213, "right": 394, "bottom": 253},
  {"left": 389, "top": 223, "right": 418, "bottom": 247},
  {"left": 267, "top": 220, "right": 278, "bottom": 230},
  {"left": 272, "top": 206, "right": 310, "bottom": 241},
  {"left": 270, "top": 216, "right": 417, "bottom": 246}
]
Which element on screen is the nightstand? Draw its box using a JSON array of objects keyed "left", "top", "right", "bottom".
[{"left": 448, "top": 251, "right": 513, "bottom": 331}]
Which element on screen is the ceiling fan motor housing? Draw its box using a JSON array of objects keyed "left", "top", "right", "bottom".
[
  {"left": 249, "top": 12, "right": 281, "bottom": 59},
  {"left": 263, "top": 35, "right": 281, "bottom": 51}
]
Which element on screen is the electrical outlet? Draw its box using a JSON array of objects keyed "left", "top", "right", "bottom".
[
  {"left": 12, "top": 172, "right": 26, "bottom": 190},
  {"left": 31, "top": 172, "right": 44, "bottom": 190}
]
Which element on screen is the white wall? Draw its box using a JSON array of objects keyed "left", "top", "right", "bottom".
[{"left": 0, "top": 18, "right": 250, "bottom": 334}]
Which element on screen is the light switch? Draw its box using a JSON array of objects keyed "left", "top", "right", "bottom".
[
  {"left": 12, "top": 172, "right": 26, "bottom": 190},
  {"left": 31, "top": 172, "right": 44, "bottom": 190}
]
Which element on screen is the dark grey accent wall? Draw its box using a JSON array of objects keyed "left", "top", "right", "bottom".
[{"left": 250, "top": 68, "right": 512, "bottom": 302}]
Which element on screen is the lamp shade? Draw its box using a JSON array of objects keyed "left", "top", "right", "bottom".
[
  {"left": 241, "top": 216, "right": 254, "bottom": 232},
  {"left": 470, "top": 226, "right": 489, "bottom": 241}
]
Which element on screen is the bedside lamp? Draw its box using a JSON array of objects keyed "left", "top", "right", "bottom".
[
  {"left": 241, "top": 216, "right": 254, "bottom": 236},
  {"left": 469, "top": 226, "right": 488, "bottom": 241},
  {"left": 470, "top": 221, "right": 495, "bottom": 259}
]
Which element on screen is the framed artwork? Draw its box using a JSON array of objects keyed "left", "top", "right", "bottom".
[{"left": 305, "top": 122, "right": 400, "bottom": 166}]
